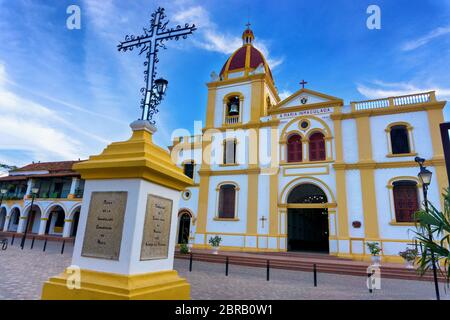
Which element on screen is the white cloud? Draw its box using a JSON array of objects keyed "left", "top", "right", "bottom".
[
  {"left": 278, "top": 90, "right": 293, "bottom": 100},
  {"left": 357, "top": 80, "right": 450, "bottom": 100},
  {"left": 402, "top": 25, "right": 450, "bottom": 51},
  {"left": 173, "top": 5, "right": 283, "bottom": 69},
  {"left": 0, "top": 63, "right": 109, "bottom": 166}
]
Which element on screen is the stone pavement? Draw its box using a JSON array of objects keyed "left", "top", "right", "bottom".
[{"left": 0, "top": 238, "right": 448, "bottom": 300}]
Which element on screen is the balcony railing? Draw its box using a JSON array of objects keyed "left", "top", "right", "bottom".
[
  {"left": 224, "top": 115, "right": 240, "bottom": 125},
  {"left": 351, "top": 91, "right": 436, "bottom": 112}
]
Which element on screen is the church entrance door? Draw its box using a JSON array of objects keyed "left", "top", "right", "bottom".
[
  {"left": 287, "top": 208, "right": 329, "bottom": 252},
  {"left": 286, "top": 183, "right": 329, "bottom": 253}
]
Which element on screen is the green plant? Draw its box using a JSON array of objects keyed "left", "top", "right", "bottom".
[
  {"left": 366, "top": 242, "right": 382, "bottom": 256},
  {"left": 413, "top": 188, "right": 450, "bottom": 281},
  {"left": 208, "top": 235, "right": 222, "bottom": 247},
  {"left": 179, "top": 243, "right": 189, "bottom": 254},
  {"left": 399, "top": 248, "right": 418, "bottom": 262}
]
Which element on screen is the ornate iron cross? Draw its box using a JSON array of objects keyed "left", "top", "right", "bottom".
[{"left": 118, "top": 7, "right": 196, "bottom": 123}]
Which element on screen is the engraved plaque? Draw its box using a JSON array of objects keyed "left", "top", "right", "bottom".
[
  {"left": 140, "top": 194, "right": 173, "bottom": 260},
  {"left": 81, "top": 191, "right": 127, "bottom": 260}
]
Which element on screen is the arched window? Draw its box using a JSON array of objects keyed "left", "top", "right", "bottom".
[
  {"left": 183, "top": 160, "right": 194, "bottom": 179},
  {"left": 225, "top": 96, "right": 241, "bottom": 124},
  {"left": 287, "top": 134, "right": 302, "bottom": 162},
  {"left": 390, "top": 125, "right": 410, "bottom": 154},
  {"left": 218, "top": 184, "right": 236, "bottom": 218},
  {"left": 309, "top": 132, "right": 326, "bottom": 161},
  {"left": 223, "top": 139, "right": 237, "bottom": 164},
  {"left": 393, "top": 181, "right": 419, "bottom": 222}
]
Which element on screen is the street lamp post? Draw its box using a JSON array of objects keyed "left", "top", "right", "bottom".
[
  {"left": 415, "top": 156, "right": 440, "bottom": 300},
  {"left": 0, "top": 188, "right": 6, "bottom": 207},
  {"left": 0, "top": 189, "right": 7, "bottom": 230},
  {"left": 20, "top": 187, "right": 39, "bottom": 250}
]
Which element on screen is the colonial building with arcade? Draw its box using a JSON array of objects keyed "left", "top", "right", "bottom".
[
  {"left": 170, "top": 27, "right": 448, "bottom": 262},
  {"left": 0, "top": 161, "right": 84, "bottom": 239}
]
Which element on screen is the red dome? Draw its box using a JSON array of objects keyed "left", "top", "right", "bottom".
[{"left": 219, "top": 45, "right": 273, "bottom": 80}]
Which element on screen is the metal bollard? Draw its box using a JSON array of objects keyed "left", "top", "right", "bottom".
[
  {"left": 2, "top": 240, "right": 7, "bottom": 250},
  {"left": 30, "top": 237, "right": 35, "bottom": 249},
  {"left": 189, "top": 253, "right": 193, "bottom": 272},
  {"left": 225, "top": 256, "right": 229, "bottom": 276},
  {"left": 11, "top": 234, "right": 15, "bottom": 246},
  {"left": 266, "top": 260, "right": 270, "bottom": 281},
  {"left": 43, "top": 238, "right": 47, "bottom": 252},
  {"left": 313, "top": 264, "right": 317, "bottom": 287},
  {"left": 368, "top": 271, "right": 373, "bottom": 293},
  {"left": 61, "top": 240, "right": 66, "bottom": 255}
]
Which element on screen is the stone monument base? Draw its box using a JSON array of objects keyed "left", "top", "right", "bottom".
[{"left": 41, "top": 268, "right": 190, "bottom": 300}]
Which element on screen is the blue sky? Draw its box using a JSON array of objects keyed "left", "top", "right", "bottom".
[{"left": 0, "top": 0, "right": 449, "bottom": 167}]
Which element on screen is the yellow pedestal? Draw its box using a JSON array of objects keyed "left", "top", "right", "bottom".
[{"left": 42, "top": 268, "right": 190, "bottom": 300}]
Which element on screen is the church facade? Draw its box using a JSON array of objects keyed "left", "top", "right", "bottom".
[{"left": 171, "top": 28, "right": 448, "bottom": 262}]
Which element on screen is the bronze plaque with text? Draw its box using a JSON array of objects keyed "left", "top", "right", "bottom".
[
  {"left": 81, "top": 191, "right": 127, "bottom": 260},
  {"left": 140, "top": 194, "right": 173, "bottom": 260}
]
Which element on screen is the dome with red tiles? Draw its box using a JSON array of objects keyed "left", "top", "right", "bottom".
[{"left": 219, "top": 27, "right": 273, "bottom": 82}]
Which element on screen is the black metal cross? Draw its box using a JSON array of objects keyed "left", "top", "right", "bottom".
[
  {"left": 260, "top": 216, "right": 267, "bottom": 228},
  {"left": 300, "top": 79, "right": 308, "bottom": 89},
  {"left": 118, "top": 7, "right": 196, "bottom": 123}
]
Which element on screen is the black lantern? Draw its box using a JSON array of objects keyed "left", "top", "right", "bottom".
[
  {"left": 155, "top": 78, "right": 168, "bottom": 97},
  {"left": 418, "top": 167, "right": 433, "bottom": 186}
]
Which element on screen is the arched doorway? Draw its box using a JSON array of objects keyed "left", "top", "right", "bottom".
[
  {"left": 177, "top": 211, "right": 191, "bottom": 244},
  {"left": 287, "top": 183, "right": 329, "bottom": 253},
  {"left": 0, "top": 207, "right": 6, "bottom": 230},
  {"left": 45, "top": 206, "right": 65, "bottom": 236},
  {"left": 8, "top": 208, "right": 20, "bottom": 232},
  {"left": 70, "top": 207, "right": 80, "bottom": 237},
  {"left": 26, "top": 205, "right": 42, "bottom": 234}
]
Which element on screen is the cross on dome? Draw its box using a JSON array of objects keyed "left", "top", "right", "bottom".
[{"left": 242, "top": 23, "right": 254, "bottom": 45}]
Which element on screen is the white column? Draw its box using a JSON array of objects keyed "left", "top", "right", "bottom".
[
  {"left": 25, "top": 179, "right": 34, "bottom": 197},
  {"left": 69, "top": 177, "right": 79, "bottom": 196},
  {"left": 17, "top": 216, "right": 26, "bottom": 233},
  {"left": 38, "top": 218, "right": 47, "bottom": 235},
  {"left": 2, "top": 216, "right": 9, "bottom": 231},
  {"left": 62, "top": 219, "right": 72, "bottom": 237}
]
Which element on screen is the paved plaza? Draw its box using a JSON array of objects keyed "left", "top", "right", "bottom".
[{"left": 0, "top": 238, "right": 449, "bottom": 300}]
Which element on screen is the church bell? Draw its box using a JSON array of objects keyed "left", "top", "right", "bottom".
[{"left": 229, "top": 102, "right": 239, "bottom": 115}]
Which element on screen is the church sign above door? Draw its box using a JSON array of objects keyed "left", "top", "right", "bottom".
[{"left": 278, "top": 107, "right": 333, "bottom": 119}]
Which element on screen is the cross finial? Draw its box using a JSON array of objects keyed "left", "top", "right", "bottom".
[
  {"left": 246, "top": 21, "right": 251, "bottom": 30},
  {"left": 300, "top": 79, "right": 308, "bottom": 89}
]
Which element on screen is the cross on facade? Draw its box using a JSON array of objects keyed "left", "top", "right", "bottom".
[
  {"left": 118, "top": 7, "right": 196, "bottom": 123},
  {"left": 300, "top": 79, "right": 308, "bottom": 89},
  {"left": 259, "top": 216, "right": 267, "bottom": 228}
]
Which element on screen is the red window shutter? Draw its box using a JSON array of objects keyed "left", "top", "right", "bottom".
[
  {"left": 393, "top": 184, "right": 418, "bottom": 222},
  {"left": 218, "top": 185, "right": 236, "bottom": 218},
  {"left": 309, "top": 132, "right": 325, "bottom": 161},
  {"left": 287, "top": 134, "right": 302, "bottom": 162}
]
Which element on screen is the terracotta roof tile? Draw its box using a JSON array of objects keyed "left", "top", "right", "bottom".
[{"left": 13, "top": 160, "right": 83, "bottom": 173}]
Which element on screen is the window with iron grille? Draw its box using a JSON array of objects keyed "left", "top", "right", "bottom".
[
  {"left": 223, "top": 140, "right": 237, "bottom": 164},
  {"left": 287, "top": 134, "right": 302, "bottom": 162},
  {"left": 183, "top": 161, "right": 194, "bottom": 179},
  {"left": 309, "top": 132, "right": 326, "bottom": 161},
  {"left": 390, "top": 125, "right": 410, "bottom": 154},
  {"left": 218, "top": 184, "right": 236, "bottom": 219},
  {"left": 393, "top": 180, "right": 419, "bottom": 222}
]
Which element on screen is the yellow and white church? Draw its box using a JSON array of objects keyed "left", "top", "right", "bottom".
[{"left": 170, "top": 27, "right": 448, "bottom": 262}]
